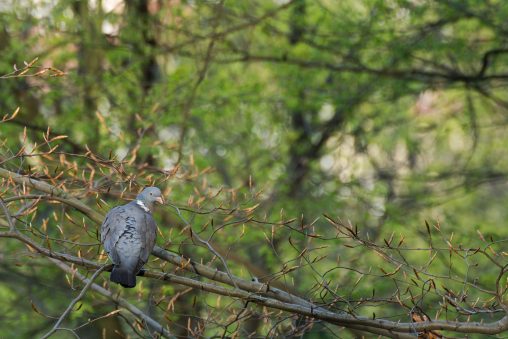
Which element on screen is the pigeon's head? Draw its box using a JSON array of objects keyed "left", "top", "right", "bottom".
[{"left": 136, "top": 187, "right": 164, "bottom": 211}]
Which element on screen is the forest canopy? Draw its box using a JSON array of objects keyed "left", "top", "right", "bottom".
[{"left": 2, "top": 0, "right": 508, "bottom": 338}]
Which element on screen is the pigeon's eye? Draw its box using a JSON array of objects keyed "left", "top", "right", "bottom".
[{"left": 150, "top": 193, "right": 152, "bottom": 195}]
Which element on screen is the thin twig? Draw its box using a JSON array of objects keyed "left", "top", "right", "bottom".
[
  {"left": 168, "top": 202, "right": 239, "bottom": 289},
  {"left": 49, "top": 259, "right": 176, "bottom": 339},
  {"left": 41, "top": 264, "right": 108, "bottom": 339},
  {"left": 0, "top": 198, "right": 16, "bottom": 232}
]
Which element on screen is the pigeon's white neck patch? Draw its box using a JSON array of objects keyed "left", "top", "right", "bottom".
[{"left": 136, "top": 200, "right": 150, "bottom": 212}]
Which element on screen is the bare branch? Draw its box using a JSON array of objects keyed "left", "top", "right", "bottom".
[
  {"left": 0, "top": 167, "right": 103, "bottom": 224},
  {"left": 1, "top": 166, "right": 507, "bottom": 336}
]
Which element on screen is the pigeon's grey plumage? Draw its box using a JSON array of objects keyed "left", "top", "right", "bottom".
[{"left": 101, "top": 187, "right": 164, "bottom": 288}]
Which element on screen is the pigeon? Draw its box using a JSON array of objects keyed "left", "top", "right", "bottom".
[{"left": 100, "top": 187, "right": 164, "bottom": 288}]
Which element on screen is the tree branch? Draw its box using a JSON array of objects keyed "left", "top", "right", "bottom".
[{"left": 1, "top": 166, "right": 507, "bottom": 336}]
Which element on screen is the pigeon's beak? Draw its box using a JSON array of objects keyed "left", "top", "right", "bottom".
[{"left": 155, "top": 196, "right": 165, "bottom": 205}]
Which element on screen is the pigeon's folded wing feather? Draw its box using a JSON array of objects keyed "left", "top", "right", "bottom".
[
  {"left": 136, "top": 214, "right": 157, "bottom": 272},
  {"left": 101, "top": 206, "right": 127, "bottom": 264}
]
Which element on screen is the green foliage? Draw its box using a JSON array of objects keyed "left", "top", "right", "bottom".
[{"left": 2, "top": 0, "right": 508, "bottom": 337}]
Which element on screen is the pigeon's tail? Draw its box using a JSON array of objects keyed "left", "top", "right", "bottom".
[{"left": 110, "top": 266, "right": 136, "bottom": 288}]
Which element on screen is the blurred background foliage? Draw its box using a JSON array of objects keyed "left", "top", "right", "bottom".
[{"left": 2, "top": 0, "right": 508, "bottom": 337}]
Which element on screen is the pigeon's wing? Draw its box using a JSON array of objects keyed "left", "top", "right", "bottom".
[
  {"left": 100, "top": 206, "right": 128, "bottom": 264},
  {"left": 135, "top": 213, "right": 157, "bottom": 272}
]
